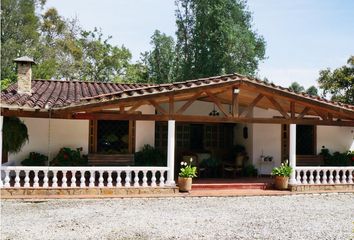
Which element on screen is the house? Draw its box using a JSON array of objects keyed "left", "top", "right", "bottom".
[{"left": 0, "top": 57, "right": 353, "bottom": 191}]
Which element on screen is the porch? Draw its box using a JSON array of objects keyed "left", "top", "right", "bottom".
[{"left": 1, "top": 73, "right": 353, "bottom": 195}]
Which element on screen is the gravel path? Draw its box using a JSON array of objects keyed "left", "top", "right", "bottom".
[{"left": 1, "top": 193, "right": 353, "bottom": 240}]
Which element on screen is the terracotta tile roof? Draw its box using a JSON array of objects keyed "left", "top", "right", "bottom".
[
  {"left": 1, "top": 74, "right": 353, "bottom": 113},
  {"left": 1, "top": 80, "right": 153, "bottom": 109}
]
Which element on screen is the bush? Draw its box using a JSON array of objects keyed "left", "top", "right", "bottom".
[
  {"left": 321, "top": 148, "right": 353, "bottom": 166},
  {"left": 243, "top": 164, "right": 258, "bottom": 177},
  {"left": 51, "top": 147, "right": 87, "bottom": 166},
  {"left": 134, "top": 145, "right": 166, "bottom": 166},
  {"left": 21, "top": 152, "right": 48, "bottom": 166}
]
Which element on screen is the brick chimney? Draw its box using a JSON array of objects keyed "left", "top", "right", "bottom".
[{"left": 13, "top": 56, "right": 36, "bottom": 95}]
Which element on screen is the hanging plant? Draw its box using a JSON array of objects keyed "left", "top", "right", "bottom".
[{"left": 3, "top": 117, "right": 29, "bottom": 153}]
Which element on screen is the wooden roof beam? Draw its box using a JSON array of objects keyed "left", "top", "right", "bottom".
[
  {"left": 240, "top": 93, "right": 264, "bottom": 118},
  {"left": 205, "top": 90, "right": 231, "bottom": 117},
  {"left": 266, "top": 96, "right": 290, "bottom": 119}
]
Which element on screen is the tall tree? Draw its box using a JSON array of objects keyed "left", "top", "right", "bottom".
[
  {"left": 1, "top": 0, "right": 45, "bottom": 82},
  {"left": 318, "top": 56, "right": 354, "bottom": 104},
  {"left": 142, "top": 30, "right": 176, "bottom": 83},
  {"left": 174, "top": 0, "right": 266, "bottom": 81},
  {"left": 289, "top": 82, "right": 305, "bottom": 93},
  {"left": 78, "top": 28, "right": 132, "bottom": 82}
]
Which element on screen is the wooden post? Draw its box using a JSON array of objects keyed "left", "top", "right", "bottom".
[
  {"left": 289, "top": 124, "right": 297, "bottom": 185},
  {"left": 166, "top": 120, "right": 176, "bottom": 186}
]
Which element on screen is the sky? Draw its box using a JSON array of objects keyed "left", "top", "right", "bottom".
[{"left": 45, "top": 0, "right": 354, "bottom": 89}]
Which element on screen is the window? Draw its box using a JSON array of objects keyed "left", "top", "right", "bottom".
[{"left": 89, "top": 120, "right": 135, "bottom": 154}]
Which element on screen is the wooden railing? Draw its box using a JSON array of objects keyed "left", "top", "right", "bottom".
[
  {"left": 294, "top": 167, "right": 354, "bottom": 185},
  {"left": 0, "top": 166, "right": 171, "bottom": 188}
]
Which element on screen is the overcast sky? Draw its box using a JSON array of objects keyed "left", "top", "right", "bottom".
[{"left": 46, "top": 0, "right": 354, "bottom": 88}]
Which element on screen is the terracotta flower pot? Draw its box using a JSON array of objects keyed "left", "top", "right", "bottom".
[
  {"left": 178, "top": 177, "right": 192, "bottom": 192},
  {"left": 274, "top": 176, "right": 289, "bottom": 190}
]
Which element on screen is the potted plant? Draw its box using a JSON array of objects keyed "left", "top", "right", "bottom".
[
  {"left": 178, "top": 159, "right": 197, "bottom": 192},
  {"left": 271, "top": 160, "right": 292, "bottom": 190}
]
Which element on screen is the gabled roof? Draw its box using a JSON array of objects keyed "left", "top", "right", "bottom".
[{"left": 1, "top": 74, "right": 353, "bottom": 115}]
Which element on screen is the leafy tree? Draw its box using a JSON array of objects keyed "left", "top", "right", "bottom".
[
  {"left": 318, "top": 56, "right": 354, "bottom": 104},
  {"left": 33, "top": 8, "right": 83, "bottom": 80},
  {"left": 78, "top": 28, "right": 132, "bottom": 82},
  {"left": 289, "top": 82, "right": 305, "bottom": 93},
  {"left": 142, "top": 30, "right": 176, "bottom": 83},
  {"left": 174, "top": 0, "right": 266, "bottom": 80},
  {"left": 1, "top": 0, "right": 45, "bottom": 82},
  {"left": 306, "top": 86, "right": 318, "bottom": 96}
]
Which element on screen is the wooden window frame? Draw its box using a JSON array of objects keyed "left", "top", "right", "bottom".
[{"left": 89, "top": 120, "right": 135, "bottom": 154}]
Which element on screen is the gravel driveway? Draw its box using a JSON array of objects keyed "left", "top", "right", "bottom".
[{"left": 1, "top": 193, "right": 353, "bottom": 240}]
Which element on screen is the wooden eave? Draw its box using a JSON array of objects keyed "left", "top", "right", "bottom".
[{"left": 1, "top": 78, "right": 353, "bottom": 126}]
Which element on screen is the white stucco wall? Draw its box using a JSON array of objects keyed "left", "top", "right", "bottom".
[
  {"left": 317, "top": 126, "right": 354, "bottom": 153},
  {"left": 135, "top": 105, "right": 155, "bottom": 151},
  {"left": 7, "top": 118, "right": 89, "bottom": 165}
]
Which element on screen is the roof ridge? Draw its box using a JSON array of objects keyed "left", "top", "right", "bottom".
[{"left": 32, "top": 79, "right": 156, "bottom": 86}]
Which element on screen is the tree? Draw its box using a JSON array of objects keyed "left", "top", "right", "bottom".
[
  {"left": 142, "top": 30, "right": 176, "bottom": 83},
  {"left": 318, "top": 56, "right": 354, "bottom": 104},
  {"left": 78, "top": 28, "right": 132, "bottom": 82},
  {"left": 174, "top": 0, "right": 266, "bottom": 81},
  {"left": 1, "top": 0, "right": 45, "bottom": 82},
  {"left": 306, "top": 86, "right": 318, "bottom": 96},
  {"left": 289, "top": 82, "right": 305, "bottom": 93}
]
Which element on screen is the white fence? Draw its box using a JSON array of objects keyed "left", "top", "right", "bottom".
[
  {"left": 0, "top": 166, "right": 171, "bottom": 188},
  {"left": 294, "top": 167, "right": 354, "bottom": 185}
]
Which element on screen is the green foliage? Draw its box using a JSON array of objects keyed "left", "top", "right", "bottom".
[
  {"left": 306, "top": 86, "right": 318, "bottom": 96},
  {"left": 51, "top": 147, "right": 87, "bottom": 166},
  {"left": 243, "top": 164, "right": 258, "bottom": 177},
  {"left": 142, "top": 30, "right": 177, "bottom": 83},
  {"left": 179, "top": 159, "right": 197, "bottom": 178},
  {"left": 289, "top": 82, "right": 305, "bottom": 93},
  {"left": 2, "top": 117, "right": 29, "bottom": 153},
  {"left": 321, "top": 148, "right": 353, "bottom": 166},
  {"left": 318, "top": 56, "right": 354, "bottom": 104},
  {"left": 1, "top": 0, "right": 44, "bottom": 82},
  {"left": 0, "top": 79, "right": 13, "bottom": 90},
  {"left": 134, "top": 145, "right": 166, "bottom": 166},
  {"left": 174, "top": 0, "right": 266, "bottom": 81},
  {"left": 271, "top": 161, "right": 292, "bottom": 177},
  {"left": 21, "top": 152, "right": 48, "bottom": 166}
]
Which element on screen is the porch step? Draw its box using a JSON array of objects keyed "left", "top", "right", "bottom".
[{"left": 192, "top": 182, "right": 270, "bottom": 190}]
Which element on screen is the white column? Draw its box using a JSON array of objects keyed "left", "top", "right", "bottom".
[
  {"left": 0, "top": 116, "right": 3, "bottom": 165},
  {"left": 289, "top": 124, "right": 297, "bottom": 185},
  {"left": 166, "top": 120, "right": 176, "bottom": 186},
  {"left": 0, "top": 116, "right": 4, "bottom": 187}
]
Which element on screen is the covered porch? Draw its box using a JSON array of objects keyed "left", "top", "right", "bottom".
[{"left": 1, "top": 73, "right": 354, "bottom": 193}]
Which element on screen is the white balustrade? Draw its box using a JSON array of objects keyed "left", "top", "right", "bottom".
[
  {"left": 294, "top": 167, "right": 354, "bottom": 185},
  {"left": 0, "top": 166, "right": 169, "bottom": 189}
]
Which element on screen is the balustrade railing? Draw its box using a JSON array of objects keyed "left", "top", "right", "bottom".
[
  {"left": 294, "top": 167, "right": 354, "bottom": 185},
  {"left": 0, "top": 166, "right": 170, "bottom": 188}
]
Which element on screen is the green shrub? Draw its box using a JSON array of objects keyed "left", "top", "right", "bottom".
[
  {"left": 243, "top": 164, "right": 258, "bottom": 177},
  {"left": 51, "top": 147, "right": 87, "bottom": 166},
  {"left": 21, "top": 152, "right": 48, "bottom": 166},
  {"left": 321, "top": 147, "right": 353, "bottom": 166},
  {"left": 134, "top": 144, "right": 166, "bottom": 166}
]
